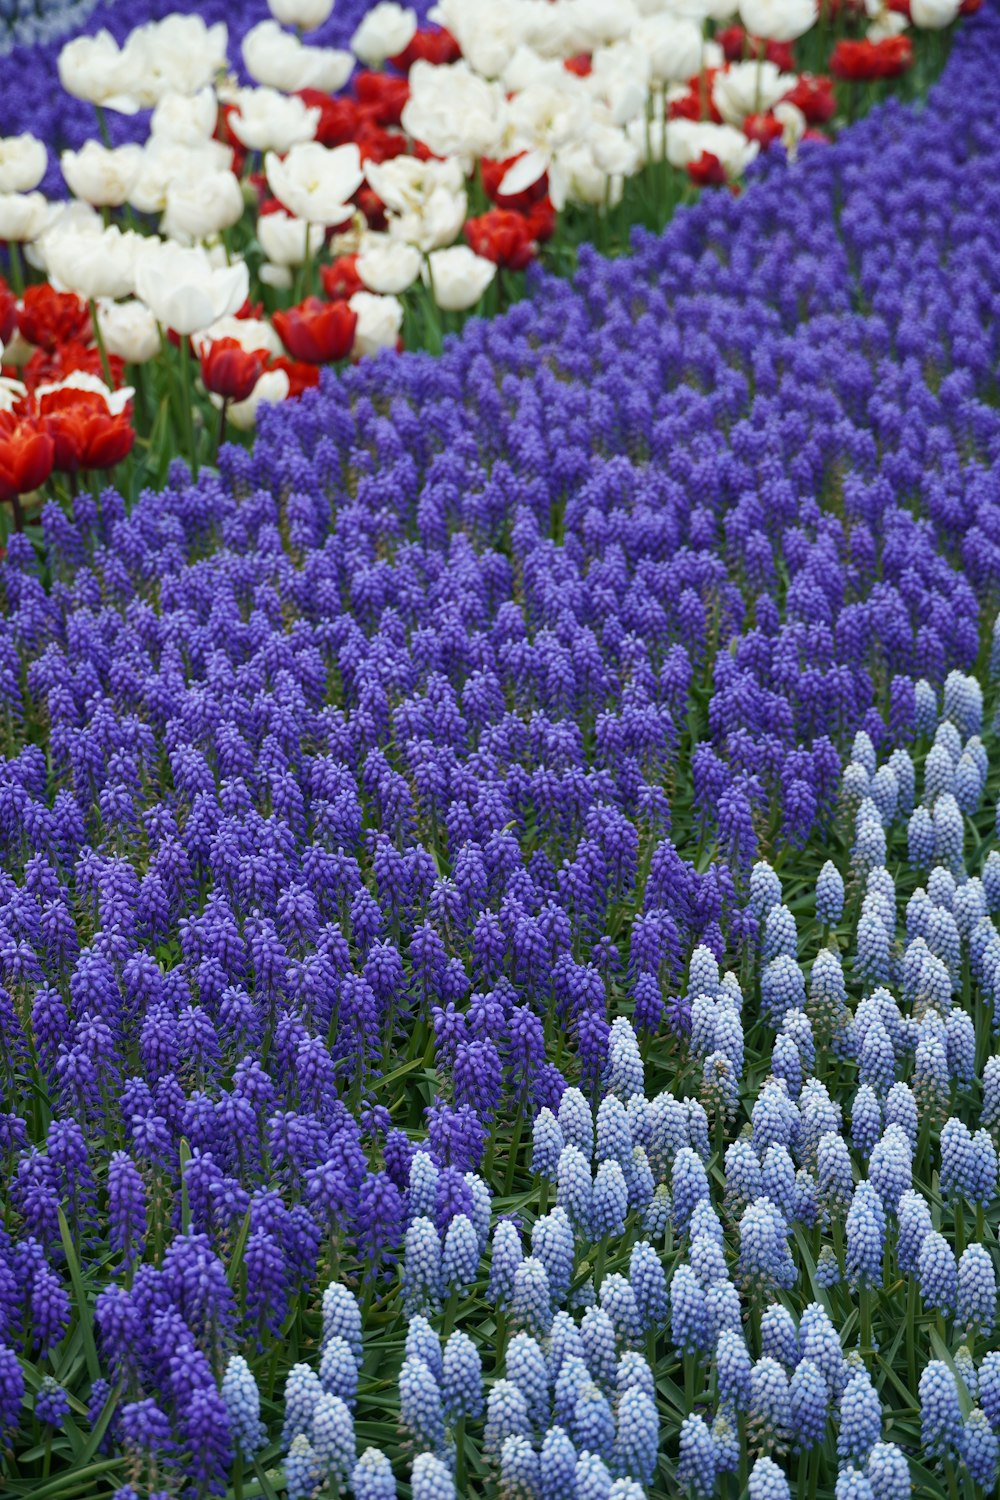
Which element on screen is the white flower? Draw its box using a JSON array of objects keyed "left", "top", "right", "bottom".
[
  {"left": 350, "top": 291, "right": 404, "bottom": 355},
  {"left": 135, "top": 243, "right": 249, "bottom": 335},
  {"left": 268, "top": 0, "right": 336, "bottom": 28},
  {"left": 351, "top": 2, "right": 418, "bottom": 66},
  {"left": 424, "top": 245, "right": 496, "bottom": 310},
  {"left": 26, "top": 198, "right": 104, "bottom": 271},
  {"left": 712, "top": 60, "right": 799, "bottom": 124},
  {"left": 0, "top": 136, "right": 47, "bottom": 194},
  {"left": 265, "top": 141, "right": 364, "bottom": 225},
  {"left": 260, "top": 263, "right": 295, "bottom": 289},
  {"left": 35, "top": 370, "right": 134, "bottom": 416},
  {"left": 867, "top": 9, "right": 910, "bottom": 37},
  {"left": 590, "top": 124, "right": 641, "bottom": 178},
  {"left": 401, "top": 60, "right": 506, "bottom": 165},
  {"left": 162, "top": 170, "right": 245, "bottom": 244},
  {"left": 61, "top": 141, "right": 144, "bottom": 207},
  {"left": 739, "top": 0, "right": 818, "bottom": 38},
  {"left": 664, "top": 118, "right": 760, "bottom": 176},
  {"left": 357, "top": 237, "right": 421, "bottom": 294},
  {"left": 150, "top": 89, "right": 219, "bottom": 146},
  {"left": 192, "top": 314, "right": 283, "bottom": 358},
  {"left": 773, "top": 99, "right": 806, "bottom": 157},
  {"left": 586, "top": 43, "right": 651, "bottom": 125},
  {"left": 0, "top": 373, "right": 27, "bottom": 412},
  {"left": 124, "top": 14, "right": 229, "bottom": 102},
  {"left": 365, "top": 155, "right": 466, "bottom": 215},
  {"left": 213, "top": 367, "right": 290, "bottom": 429},
  {"left": 242, "top": 22, "right": 354, "bottom": 94},
  {"left": 0, "top": 192, "right": 48, "bottom": 243},
  {"left": 432, "top": 0, "right": 535, "bottom": 75},
  {"left": 910, "top": 0, "right": 959, "bottom": 25},
  {"left": 128, "top": 139, "right": 233, "bottom": 216},
  {"left": 94, "top": 298, "right": 161, "bottom": 363},
  {"left": 632, "top": 15, "right": 705, "bottom": 84},
  {"left": 57, "top": 30, "right": 137, "bottom": 112},
  {"left": 230, "top": 88, "right": 320, "bottom": 154},
  {"left": 44, "top": 224, "right": 146, "bottom": 301},
  {"left": 389, "top": 187, "right": 467, "bottom": 251},
  {"left": 502, "top": 77, "right": 593, "bottom": 171},
  {"left": 257, "top": 210, "right": 326, "bottom": 267}
]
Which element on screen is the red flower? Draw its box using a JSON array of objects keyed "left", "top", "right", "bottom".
[
  {"left": 354, "top": 71, "right": 410, "bottom": 127},
  {"left": 960, "top": 0, "right": 982, "bottom": 14},
  {"left": 0, "top": 281, "right": 17, "bottom": 345},
  {"left": 715, "top": 25, "right": 796, "bottom": 69},
  {"left": 389, "top": 26, "right": 461, "bottom": 69},
  {"left": 22, "top": 341, "right": 125, "bottom": 395},
  {"left": 0, "top": 411, "right": 54, "bottom": 499},
  {"left": 272, "top": 297, "right": 357, "bottom": 364},
  {"left": 744, "top": 112, "right": 784, "bottom": 149},
  {"left": 356, "top": 186, "right": 388, "bottom": 231},
  {"left": 199, "top": 338, "right": 269, "bottom": 403},
  {"left": 18, "top": 285, "right": 91, "bottom": 353},
  {"left": 355, "top": 121, "right": 408, "bottom": 165},
  {"left": 687, "top": 151, "right": 729, "bottom": 187},
  {"left": 37, "top": 388, "right": 134, "bottom": 474},
  {"left": 297, "top": 90, "right": 363, "bottom": 147},
  {"left": 269, "top": 355, "right": 322, "bottom": 398},
  {"left": 465, "top": 209, "right": 537, "bottom": 271},
  {"left": 829, "top": 35, "right": 913, "bottom": 80},
  {"left": 480, "top": 154, "right": 550, "bottom": 211},
  {"left": 524, "top": 196, "right": 557, "bottom": 243},
  {"left": 321, "top": 256, "right": 365, "bottom": 300},
  {"left": 668, "top": 72, "right": 724, "bottom": 124},
  {"left": 781, "top": 73, "right": 836, "bottom": 123},
  {"left": 564, "top": 54, "right": 593, "bottom": 76}
]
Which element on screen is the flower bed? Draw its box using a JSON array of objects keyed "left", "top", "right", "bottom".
[
  {"left": 0, "top": 0, "right": 974, "bottom": 519},
  {"left": 0, "top": 1, "right": 1000, "bottom": 1499}
]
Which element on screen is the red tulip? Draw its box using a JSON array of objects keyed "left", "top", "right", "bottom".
[
  {"left": 0, "top": 412, "right": 54, "bottom": 505},
  {"left": 744, "top": 112, "right": 784, "bottom": 149},
  {"left": 464, "top": 210, "right": 537, "bottom": 271},
  {"left": 781, "top": 73, "right": 837, "bottom": 124},
  {"left": 199, "top": 338, "right": 269, "bottom": 403},
  {"left": 354, "top": 71, "right": 410, "bottom": 127},
  {"left": 272, "top": 297, "right": 357, "bottom": 364},
  {"left": 829, "top": 35, "right": 913, "bottom": 80},
  {"left": 480, "top": 154, "right": 550, "bottom": 211},
  {"left": 269, "top": 355, "right": 321, "bottom": 398},
  {"left": 389, "top": 26, "right": 461, "bottom": 69},
  {"left": 297, "top": 90, "right": 363, "bottom": 147},
  {"left": 18, "top": 284, "right": 91, "bottom": 353},
  {"left": 22, "top": 341, "right": 125, "bottom": 396},
  {"left": 321, "top": 256, "right": 365, "bottom": 300},
  {"left": 716, "top": 25, "right": 796, "bottom": 70},
  {"left": 36, "top": 389, "right": 134, "bottom": 474},
  {"left": 0, "top": 281, "right": 17, "bottom": 345},
  {"left": 687, "top": 151, "right": 729, "bottom": 187}
]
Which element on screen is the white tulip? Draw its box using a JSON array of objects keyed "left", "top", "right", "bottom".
[
  {"left": 213, "top": 367, "right": 290, "bottom": 429},
  {"left": 124, "top": 14, "right": 229, "bottom": 102},
  {"left": 26, "top": 198, "right": 103, "bottom": 271},
  {"left": 739, "top": 0, "right": 818, "bottom": 38},
  {"left": 910, "top": 0, "right": 959, "bottom": 25},
  {"left": 351, "top": 2, "right": 418, "bottom": 65},
  {"left": 192, "top": 314, "right": 283, "bottom": 358},
  {"left": 268, "top": 0, "right": 336, "bottom": 29},
  {"left": 350, "top": 291, "right": 404, "bottom": 355},
  {"left": 229, "top": 89, "right": 321, "bottom": 154},
  {"left": 242, "top": 22, "right": 354, "bottom": 94},
  {"left": 633, "top": 15, "right": 705, "bottom": 84},
  {"left": 61, "top": 141, "right": 144, "bottom": 207},
  {"left": 357, "top": 237, "right": 421, "bottom": 294},
  {"left": 44, "top": 225, "right": 145, "bottom": 301},
  {"left": 150, "top": 89, "right": 219, "bottom": 146},
  {"left": 94, "top": 298, "right": 161, "bottom": 363},
  {"left": 504, "top": 78, "right": 593, "bottom": 161},
  {"left": 388, "top": 187, "right": 468, "bottom": 251},
  {"left": 712, "top": 60, "right": 799, "bottom": 124},
  {"left": 664, "top": 118, "right": 760, "bottom": 177},
  {"left": 401, "top": 61, "right": 507, "bottom": 165},
  {"left": 434, "top": 0, "right": 535, "bottom": 75},
  {"left": 424, "top": 245, "right": 496, "bottom": 311},
  {"left": 0, "top": 374, "right": 27, "bottom": 412},
  {"left": 129, "top": 139, "right": 234, "bottom": 216},
  {"left": 135, "top": 243, "right": 249, "bottom": 335},
  {"left": 365, "top": 155, "right": 466, "bottom": 215},
  {"left": 57, "top": 30, "right": 138, "bottom": 112},
  {"left": 257, "top": 210, "right": 326, "bottom": 268},
  {"left": 0, "top": 192, "right": 48, "bottom": 243},
  {"left": 265, "top": 141, "right": 364, "bottom": 226},
  {"left": 0, "top": 135, "right": 47, "bottom": 194},
  {"left": 259, "top": 263, "right": 296, "bottom": 289},
  {"left": 162, "top": 170, "right": 245, "bottom": 244},
  {"left": 867, "top": 10, "right": 910, "bottom": 37},
  {"left": 773, "top": 100, "right": 806, "bottom": 158}
]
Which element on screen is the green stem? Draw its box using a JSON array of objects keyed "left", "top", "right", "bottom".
[
  {"left": 8, "top": 239, "right": 24, "bottom": 296},
  {"left": 88, "top": 299, "right": 114, "bottom": 389},
  {"left": 178, "top": 335, "right": 199, "bottom": 478}
]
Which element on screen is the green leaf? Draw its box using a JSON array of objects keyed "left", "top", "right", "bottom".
[{"left": 58, "top": 1206, "right": 99, "bottom": 1384}]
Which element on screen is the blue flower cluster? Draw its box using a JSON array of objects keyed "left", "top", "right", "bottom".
[{"left": 1, "top": 0, "right": 1000, "bottom": 1495}]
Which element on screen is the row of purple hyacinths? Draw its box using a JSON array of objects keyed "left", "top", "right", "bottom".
[{"left": 3, "top": 0, "right": 1000, "bottom": 1496}]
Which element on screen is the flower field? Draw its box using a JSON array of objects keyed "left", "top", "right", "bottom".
[{"left": 1, "top": 0, "right": 1000, "bottom": 1498}]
